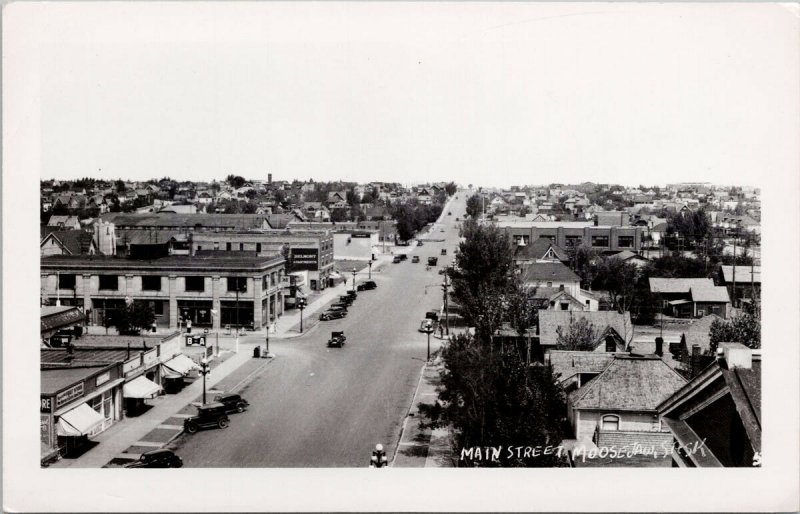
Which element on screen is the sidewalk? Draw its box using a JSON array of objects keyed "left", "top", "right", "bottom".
[
  {"left": 391, "top": 358, "right": 455, "bottom": 468},
  {"left": 49, "top": 341, "right": 272, "bottom": 468}
]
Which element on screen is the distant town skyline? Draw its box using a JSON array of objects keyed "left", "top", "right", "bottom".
[{"left": 13, "top": 3, "right": 794, "bottom": 189}]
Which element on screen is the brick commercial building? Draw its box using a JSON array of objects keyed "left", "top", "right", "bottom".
[
  {"left": 494, "top": 220, "right": 643, "bottom": 254},
  {"left": 41, "top": 254, "right": 285, "bottom": 331},
  {"left": 191, "top": 230, "right": 334, "bottom": 291}
]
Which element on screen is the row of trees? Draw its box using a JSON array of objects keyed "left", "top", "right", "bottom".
[{"left": 419, "top": 219, "right": 568, "bottom": 467}]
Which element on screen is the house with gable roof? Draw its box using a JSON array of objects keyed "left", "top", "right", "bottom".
[
  {"left": 566, "top": 353, "right": 687, "bottom": 462},
  {"left": 538, "top": 310, "right": 633, "bottom": 351},
  {"left": 649, "top": 277, "right": 730, "bottom": 319},
  {"left": 521, "top": 262, "right": 599, "bottom": 311},
  {"left": 513, "top": 237, "right": 570, "bottom": 268}
]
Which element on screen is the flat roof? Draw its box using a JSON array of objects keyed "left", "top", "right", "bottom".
[
  {"left": 41, "top": 364, "right": 114, "bottom": 394},
  {"left": 41, "top": 253, "right": 284, "bottom": 272}
]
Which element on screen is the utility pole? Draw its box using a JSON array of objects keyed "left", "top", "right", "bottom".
[
  {"left": 441, "top": 269, "right": 450, "bottom": 336},
  {"left": 732, "top": 228, "right": 737, "bottom": 309}
]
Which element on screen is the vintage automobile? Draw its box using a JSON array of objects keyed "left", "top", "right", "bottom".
[
  {"left": 418, "top": 319, "right": 435, "bottom": 333},
  {"left": 399, "top": 253, "right": 408, "bottom": 261},
  {"left": 339, "top": 294, "right": 355, "bottom": 305},
  {"left": 328, "top": 331, "right": 347, "bottom": 348},
  {"left": 345, "top": 290, "right": 358, "bottom": 300},
  {"left": 441, "top": 248, "right": 447, "bottom": 255},
  {"left": 448, "top": 211, "right": 452, "bottom": 215},
  {"left": 184, "top": 402, "right": 230, "bottom": 433},
  {"left": 411, "top": 256, "right": 420, "bottom": 263},
  {"left": 213, "top": 393, "right": 250, "bottom": 414},
  {"left": 124, "top": 449, "right": 183, "bottom": 468},
  {"left": 356, "top": 280, "right": 377, "bottom": 291},
  {"left": 392, "top": 255, "right": 402, "bottom": 263},
  {"left": 425, "top": 311, "right": 440, "bottom": 322},
  {"left": 417, "top": 241, "right": 424, "bottom": 246},
  {"left": 320, "top": 309, "right": 346, "bottom": 321},
  {"left": 427, "top": 256, "right": 438, "bottom": 266},
  {"left": 328, "top": 303, "right": 348, "bottom": 313}
]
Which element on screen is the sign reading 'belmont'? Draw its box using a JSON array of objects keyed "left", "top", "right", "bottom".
[{"left": 290, "top": 248, "right": 319, "bottom": 271}]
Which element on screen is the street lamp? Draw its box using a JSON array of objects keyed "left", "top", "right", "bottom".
[
  {"left": 199, "top": 357, "right": 210, "bottom": 405},
  {"left": 351, "top": 267, "right": 357, "bottom": 292},
  {"left": 442, "top": 269, "right": 451, "bottom": 336},
  {"left": 368, "top": 260, "right": 373, "bottom": 280},
  {"left": 370, "top": 443, "right": 388, "bottom": 468},
  {"left": 298, "top": 298, "right": 307, "bottom": 333},
  {"left": 424, "top": 320, "right": 434, "bottom": 361}
]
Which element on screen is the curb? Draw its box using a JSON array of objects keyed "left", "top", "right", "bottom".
[{"left": 390, "top": 363, "right": 427, "bottom": 467}]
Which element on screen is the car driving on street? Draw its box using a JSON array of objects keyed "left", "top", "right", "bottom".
[
  {"left": 411, "top": 256, "right": 420, "bottom": 263},
  {"left": 356, "top": 280, "right": 377, "bottom": 291},
  {"left": 124, "top": 449, "right": 183, "bottom": 468},
  {"left": 213, "top": 393, "right": 250, "bottom": 414}
]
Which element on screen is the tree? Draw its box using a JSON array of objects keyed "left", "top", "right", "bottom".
[
  {"left": 567, "top": 244, "right": 598, "bottom": 289},
  {"left": 226, "top": 174, "right": 246, "bottom": 189},
  {"left": 709, "top": 313, "right": 760, "bottom": 354},
  {"left": 113, "top": 301, "right": 155, "bottom": 335},
  {"left": 115, "top": 179, "right": 126, "bottom": 193},
  {"left": 418, "top": 334, "right": 567, "bottom": 467},
  {"left": 505, "top": 281, "right": 542, "bottom": 364},
  {"left": 592, "top": 258, "right": 638, "bottom": 313},
  {"left": 444, "top": 182, "right": 457, "bottom": 196},
  {"left": 555, "top": 317, "right": 598, "bottom": 351},
  {"left": 465, "top": 194, "right": 482, "bottom": 218}
]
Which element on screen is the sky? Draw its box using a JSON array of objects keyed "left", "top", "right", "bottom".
[{"left": 10, "top": 2, "right": 800, "bottom": 188}]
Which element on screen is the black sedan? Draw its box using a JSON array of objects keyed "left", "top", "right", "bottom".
[{"left": 320, "top": 310, "right": 346, "bottom": 321}]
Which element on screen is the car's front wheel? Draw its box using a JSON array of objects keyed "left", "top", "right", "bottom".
[
  {"left": 185, "top": 422, "right": 198, "bottom": 434},
  {"left": 218, "top": 418, "right": 229, "bottom": 429},
  {"left": 236, "top": 403, "right": 245, "bottom": 413}
]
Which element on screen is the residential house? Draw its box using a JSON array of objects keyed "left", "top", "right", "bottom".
[
  {"left": 327, "top": 191, "right": 349, "bottom": 210},
  {"left": 513, "top": 237, "right": 570, "bottom": 268},
  {"left": 41, "top": 230, "right": 97, "bottom": 257},
  {"left": 537, "top": 310, "right": 634, "bottom": 351},
  {"left": 719, "top": 265, "right": 760, "bottom": 307},
  {"left": 649, "top": 278, "right": 731, "bottom": 319},
  {"left": 658, "top": 343, "right": 761, "bottom": 467},
  {"left": 303, "top": 202, "right": 331, "bottom": 222},
  {"left": 47, "top": 216, "right": 82, "bottom": 231},
  {"left": 608, "top": 250, "right": 649, "bottom": 268},
  {"left": 564, "top": 353, "right": 686, "bottom": 466}
]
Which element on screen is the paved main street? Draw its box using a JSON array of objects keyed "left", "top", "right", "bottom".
[{"left": 168, "top": 195, "right": 466, "bottom": 467}]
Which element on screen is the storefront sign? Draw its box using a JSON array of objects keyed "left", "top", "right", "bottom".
[
  {"left": 41, "top": 415, "right": 51, "bottom": 446},
  {"left": 96, "top": 372, "right": 110, "bottom": 387},
  {"left": 290, "top": 248, "right": 320, "bottom": 271},
  {"left": 143, "top": 349, "right": 158, "bottom": 368},
  {"left": 351, "top": 233, "right": 371, "bottom": 238},
  {"left": 41, "top": 396, "right": 53, "bottom": 413},
  {"left": 56, "top": 383, "right": 84, "bottom": 408},
  {"left": 123, "top": 357, "right": 142, "bottom": 375}
]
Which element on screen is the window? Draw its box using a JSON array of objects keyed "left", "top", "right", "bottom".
[
  {"left": 565, "top": 236, "right": 582, "bottom": 247},
  {"left": 197, "top": 246, "right": 202, "bottom": 251},
  {"left": 239, "top": 243, "right": 244, "bottom": 251},
  {"left": 591, "top": 235, "right": 609, "bottom": 247},
  {"left": 141, "top": 276, "right": 161, "bottom": 291},
  {"left": 99, "top": 275, "right": 118, "bottom": 290},
  {"left": 256, "top": 243, "right": 262, "bottom": 253},
  {"left": 226, "top": 242, "right": 232, "bottom": 251},
  {"left": 547, "top": 281, "right": 553, "bottom": 287},
  {"left": 618, "top": 236, "right": 634, "bottom": 248},
  {"left": 227, "top": 277, "right": 247, "bottom": 293},
  {"left": 560, "top": 303, "right": 569, "bottom": 310},
  {"left": 58, "top": 274, "right": 76, "bottom": 289},
  {"left": 601, "top": 415, "right": 620, "bottom": 431},
  {"left": 185, "top": 276, "right": 205, "bottom": 292}
]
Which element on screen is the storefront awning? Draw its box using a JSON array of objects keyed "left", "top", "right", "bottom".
[
  {"left": 162, "top": 354, "right": 199, "bottom": 376},
  {"left": 56, "top": 403, "right": 105, "bottom": 437},
  {"left": 123, "top": 376, "right": 162, "bottom": 399}
]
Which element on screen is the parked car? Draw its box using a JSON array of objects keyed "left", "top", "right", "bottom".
[
  {"left": 411, "top": 256, "right": 420, "bottom": 263},
  {"left": 339, "top": 295, "right": 355, "bottom": 305},
  {"left": 441, "top": 248, "right": 447, "bottom": 255},
  {"left": 357, "top": 280, "right": 377, "bottom": 291},
  {"left": 328, "top": 331, "right": 346, "bottom": 348},
  {"left": 393, "top": 255, "right": 402, "bottom": 263},
  {"left": 184, "top": 403, "right": 230, "bottom": 433},
  {"left": 399, "top": 253, "right": 408, "bottom": 261},
  {"left": 124, "top": 449, "right": 183, "bottom": 468},
  {"left": 329, "top": 303, "right": 348, "bottom": 312},
  {"left": 427, "top": 256, "right": 438, "bottom": 266},
  {"left": 213, "top": 393, "right": 249, "bottom": 414},
  {"left": 417, "top": 241, "right": 424, "bottom": 246},
  {"left": 418, "top": 319, "right": 435, "bottom": 333},
  {"left": 425, "top": 311, "right": 440, "bottom": 322},
  {"left": 320, "top": 309, "right": 346, "bottom": 321},
  {"left": 345, "top": 290, "right": 358, "bottom": 299}
]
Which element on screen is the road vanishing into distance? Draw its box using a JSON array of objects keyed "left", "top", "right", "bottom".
[{"left": 170, "top": 193, "right": 467, "bottom": 467}]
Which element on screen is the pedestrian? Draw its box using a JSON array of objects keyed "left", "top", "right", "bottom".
[{"left": 186, "top": 319, "right": 192, "bottom": 334}]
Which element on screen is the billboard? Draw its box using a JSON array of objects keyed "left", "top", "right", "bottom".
[{"left": 290, "top": 247, "right": 319, "bottom": 271}]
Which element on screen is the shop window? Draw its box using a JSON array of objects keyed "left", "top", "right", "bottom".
[
  {"left": 601, "top": 414, "right": 620, "bottom": 431},
  {"left": 239, "top": 243, "right": 244, "bottom": 251},
  {"left": 591, "top": 235, "right": 609, "bottom": 247},
  {"left": 256, "top": 243, "right": 262, "bottom": 253},
  {"left": 227, "top": 277, "right": 247, "bottom": 293},
  {"left": 226, "top": 242, "right": 232, "bottom": 251},
  {"left": 141, "top": 276, "right": 161, "bottom": 291},
  {"left": 98, "top": 275, "right": 118, "bottom": 290},
  {"left": 58, "top": 274, "right": 76, "bottom": 289},
  {"left": 618, "top": 236, "right": 634, "bottom": 248},
  {"left": 185, "top": 276, "right": 205, "bottom": 292}
]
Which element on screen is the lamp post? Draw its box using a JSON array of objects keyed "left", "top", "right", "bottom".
[
  {"left": 298, "top": 298, "right": 307, "bottom": 333},
  {"left": 424, "top": 320, "right": 434, "bottom": 361},
  {"left": 351, "top": 268, "right": 357, "bottom": 292},
  {"left": 368, "top": 260, "right": 373, "bottom": 280},
  {"left": 442, "top": 269, "right": 451, "bottom": 336},
  {"left": 199, "top": 357, "right": 210, "bottom": 405},
  {"left": 370, "top": 443, "right": 388, "bottom": 468}
]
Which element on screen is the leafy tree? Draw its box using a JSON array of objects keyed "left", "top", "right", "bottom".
[
  {"left": 505, "top": 281, "right": 542, "bottom": 364},
  {"left": 567, "top": 244, "right": 598, "bottom": 289},
  {"left": 444, "top": 182, "right": 457, "bottom": 196},
  {"left": 418, "top": 334, "right": 567, "bottom": 467},
  {"left": 592, "top": 258, "right": 638, "bottom": 313},
  {"left": 115, "top": 179, "right": 126, "bottom": 193},
  {"left": 465, "top": 194, "right": 482, "bottom": 218},
  {"left": 113, "top": 301, "right": 155, "bottom": 335},
  {"left": 555, "top": 317, "right": 598, "bottom": 351},
  {"left": 226, "top": 174, "right": 247, "bottom": 189},
  {"left": 709, "top": 313, "right": 760, "bottom": 354}
]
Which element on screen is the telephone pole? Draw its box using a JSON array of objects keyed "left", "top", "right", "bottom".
[{"left": 441, "top": 269, "right": 451, "bottom": 336}]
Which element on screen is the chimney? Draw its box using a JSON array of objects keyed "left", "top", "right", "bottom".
[
  {"left": 268, "top": 173, "right": 272, "bottom": 185},
  {"left": 655, "top": 337, "right": 663, "bottom": 357},
  {"left": 718, "top": 342, "right": 753, "bottom": 369}
]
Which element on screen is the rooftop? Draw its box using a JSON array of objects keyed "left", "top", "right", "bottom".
[
  {"left": 538, "top": 310, "right": 634, "bottom": 347},
  {"left": 648, "top": 277, "right": 714, "bottom": 294},
  {"left": 721, "top": 265, "right": 761, "bottom": 284},
  {"left": 41, "top": 253, "right": 284, "bottom": 271},
  {"left": 521, "top": 262, "right": 581, "bottom": 283},
  {"left": 41, "top": 364, "right": 115, "bottom": 395},
  {"left": 690, "top": 284, "right": 731, "bottom": 303}
]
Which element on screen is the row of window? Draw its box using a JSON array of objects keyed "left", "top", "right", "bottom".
[
  {"left": 195, "top": 241, "right": 333, "bottom": 253},
  {"left": 515, "top": 234, "right": 635, "bottom": 248},
  {"left": 56, "top": 274, "right": 280, "bottom": 293}
]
